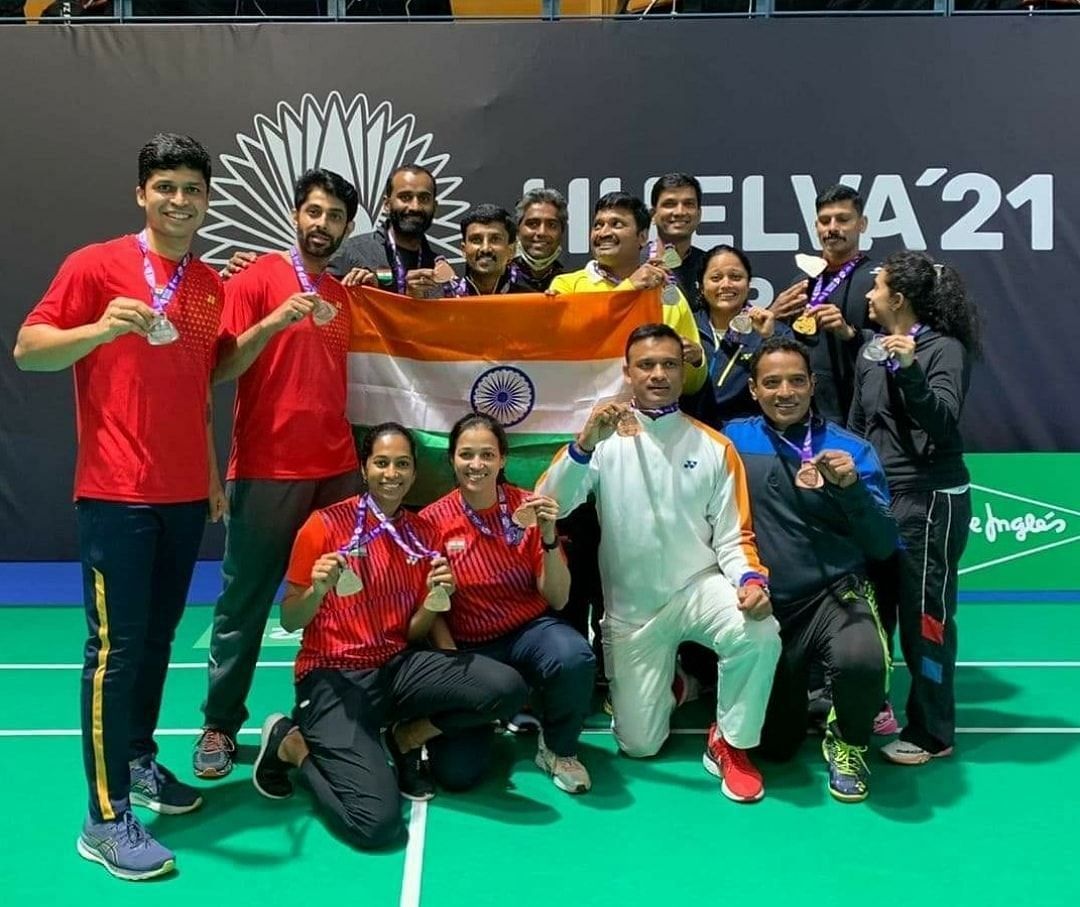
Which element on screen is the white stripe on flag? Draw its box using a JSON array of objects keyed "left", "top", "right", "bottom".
[{"left": 347, "top": 355, "right": 625, "bottom": 433}]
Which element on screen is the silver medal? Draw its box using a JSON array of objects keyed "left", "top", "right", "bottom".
[
  {"left": 661, "top": 283, "right": 680, "bottom": 305},
  {"left": 424, "top": 585, "right": 452, "bottom": 613},
  {"left": 661, "top": 246, "right": 682, "bottom": 269},
  {"left": 147, "top": 314, "right": 179, "bottom": 346},
  {"left": 312, "top": 297, "right": 337, "bottom": 326},
  {"left": 862, "top": 337, "right": 890, "bottom": 362},
  {"left": 729, "top": 311, "right": 753, "bottom": 334},
  {"left": 335, "top": 567, "right": 364, "bottom": 596}
]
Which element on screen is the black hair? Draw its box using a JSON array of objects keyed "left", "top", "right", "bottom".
[
  {"left": 383, "top": 164, "right": 436, "bottom": 198},
  {"left": 697, "top": 244, "right": 753, "bottom": 288},
  {"left": 815, "top": 183, "right": 864, "bottom": 217},
  {"left": 515, "top": 188, "right": 568, "bottom": 232},
  {"left": 138, "top": 133, "right": 212, "bottom": 188},
  {"left": 650, "top": 173, "right": 703, "bottom": 208},
  {"left": 359, "top": 422, "right": 418, "bottom": 467},
  {"left": 748, "top": 336, "right": 813, "bottom": 380},
  {"left": 594, "top": 191, "right": 651, "bottom": 234},
  {"left": 294, "top": 168, "right": 360, "bottom": 223},
  {"left": 624, "top": 323, "right": 682, "bottom": 361},
  {"left": 459, "top": 203, "right": 517, "bottom": 244},
  {"left": 881, "top": 251, "right": 982, "bottom": 356}
]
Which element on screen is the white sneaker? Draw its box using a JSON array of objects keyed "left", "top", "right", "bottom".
[
  {"left": 535, "top": 734, "right": 591, "bottom": 794},
  {"left": 880, "top": 738, "right": 954, "bottom": 766}
]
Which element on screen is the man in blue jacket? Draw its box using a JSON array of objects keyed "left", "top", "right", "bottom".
[{"left": 725, "top": 336, "right": 898, "bottom": 802}]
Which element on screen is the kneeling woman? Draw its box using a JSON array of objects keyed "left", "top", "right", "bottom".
[
  {"left": 252, "top": 423, "right": 527, "bottom": 849},
  {"left": 421, "top": 413, "right": 596, "bottom": 794}
]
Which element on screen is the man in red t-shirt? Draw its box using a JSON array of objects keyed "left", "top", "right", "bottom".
[
  {"left": 194, "top": 169, "right": 363, "bottom": 779},
  {"left": 14, "top": 134, "right": 226, "bottom": 882}
]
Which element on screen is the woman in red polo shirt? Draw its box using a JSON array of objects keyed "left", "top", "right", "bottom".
[
  {"left": 251, "top": 422, "right": 526, "bottom": 849},
  {"left": 421, "top": 413, "right": 596, "bottom": 795}
]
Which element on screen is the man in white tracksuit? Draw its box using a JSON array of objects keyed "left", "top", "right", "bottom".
[{"left": 538, "top": 323, "right": 781, "bottom": 802}]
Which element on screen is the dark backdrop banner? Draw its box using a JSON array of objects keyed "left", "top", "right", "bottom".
[{"left": 1, "top": 18, "right": 1076, "bottom": 560}]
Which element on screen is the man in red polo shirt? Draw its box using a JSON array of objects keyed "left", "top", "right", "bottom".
[
  {"left": 14, "top": 133, "right": 226, "bottom": 881},
  {"left": 194, "top": 169, "right": 362, "bottom": 779}
]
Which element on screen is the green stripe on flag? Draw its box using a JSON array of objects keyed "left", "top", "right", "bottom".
[{"left": 352, "top": 426, "right": 570, "bottom": 507}]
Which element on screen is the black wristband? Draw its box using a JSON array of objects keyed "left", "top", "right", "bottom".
[{"left": 541, "top": 537, "right": 561, "bottom": 551}]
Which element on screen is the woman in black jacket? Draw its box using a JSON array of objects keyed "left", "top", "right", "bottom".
[{"left": 850, "top": 250, "right": 980, "bottom": 766}]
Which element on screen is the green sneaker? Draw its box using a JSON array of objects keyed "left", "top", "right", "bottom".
[{"left": 822, "top": 731, "right": 870, "bottom": 803}]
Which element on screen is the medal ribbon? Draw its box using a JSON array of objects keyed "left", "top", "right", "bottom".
[
  {"left": 461, "top": 484, "right": 523, "bottom": 547},
  {"left": 289, "top": 246, "right": 326, "bottom": 297},
  {"left": 771, "top": 420, "right": 815, "bottom": 464},
  {"left": 631, "top": 399, "right": 681, "bottom": 420},
  {"left": 339, "top": 494, "right": 437, "bottom": 562},
  {"left": 809, "top": 254, "right": 865, "bottom": 309},
  {"left": 136, "top": 231, "right": 190, "bottom": 316},
  {"left": 386, "top": 228, "right": 409, "bottom": 294}
]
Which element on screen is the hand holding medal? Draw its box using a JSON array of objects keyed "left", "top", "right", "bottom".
[
  {"left": 310, "top": 552, "right": 349, "bottom": 598},
  {"left": 513, "top": 494, "right": 559, "bottom": 534},
  {"left": 814, "top": 451, "right": 859, "bottom": 489},
  {"left": 432, "top": 258, "right": 457, "bottom": 284},
  {"left": 879, "top": 334, "right": 917, "bottom": 368},
  {"left": 97, "top": 296, "right": 158, "bottom": 341},
  {"left": 578, "top": 399, "right": 627, "bottom": 448}
]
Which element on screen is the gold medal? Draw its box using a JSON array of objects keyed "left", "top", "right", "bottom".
[
  {"left": 795, "top": 462, "right": 824, "bottom": 490},
  {"left": 792, "top": 312, "right": 817, "bottom": 336},
  {"left": 335, "top": 567, "right": 364, "bottom": 596}
]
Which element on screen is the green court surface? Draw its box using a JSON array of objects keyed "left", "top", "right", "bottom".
[{"left": 2, "top": 603, "right": 1079, "bottom": 906}]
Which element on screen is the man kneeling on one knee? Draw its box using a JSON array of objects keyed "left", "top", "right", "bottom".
[
  {"left": 538, "top": 323, "right": 781, "bottom": 803},
  {"left": 725, "top": 337, "right": 898, "bottom": 802}
]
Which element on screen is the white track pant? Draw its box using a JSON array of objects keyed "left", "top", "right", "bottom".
[{"left": 602, "top": 572, "right": 781, "bottom": 756}]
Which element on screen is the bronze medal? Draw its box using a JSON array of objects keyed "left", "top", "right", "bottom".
[
  {"left": 795, "top": 462, "right": 824, "bottom": 490},
  {"left": 512, "top": 503, "right": 538, "bottom": 529},
  {"left": 616, "top": 411, "right": 642, "bottom": 437},
  {"left": 433, "top": 258, "right": 457, "bottom": 283}
]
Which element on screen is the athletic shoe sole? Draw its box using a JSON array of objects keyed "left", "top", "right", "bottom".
[
  {"left": 702, "top": 753, "right": 764, "bottom": 803},
  {"left": 881, "top": 744, "right": 954, "bottom": 766},
  {"left": 252, "top": 713, "right": 294, "bottom": 800},
  {"left": 129, "top": 789, "right": 203, "bottom": 815},
  {"left": 399, "top": 789, "right": 436, "bottom": 802},
  {"left": 76, "top": 836, "right": 175, "bottom": 881},
  {"left": 193, "top": 763, "right": 233, "bottom": 780}
]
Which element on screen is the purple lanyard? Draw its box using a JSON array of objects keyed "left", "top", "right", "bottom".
[
  {"left": 461, "top": 485, "right": 524, "bottom": 547},
  {"left": 340, "top": 495, "right": 437, "bottom": 563},
  {"left": 289, "top": 247, "right": 325, "bottom": 296},
  {"left": 809, "top": 254, "right": 865, "bottom": 309},
  {"left": 631, "top": 399, "right": 681, "bottom": 420},
  {"left": 446, "top": 274, "right": 513, "bottom": 298},
  {"left": 508, "top": 260, "right": 522, "bottom": 286},
  {"left": 772, "top": 420, "right": 815, "bottom": 464},
  {"left": 881, "top": 322, "right": 924, "bottom": 373},
  {"left": 386, "top": 229, "right": 408, "bottom": 294},
  {"left": 136, "top": 231, "right": 190, "bottom": 315}
]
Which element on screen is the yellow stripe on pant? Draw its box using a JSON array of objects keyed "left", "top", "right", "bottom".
[{"left": 91, "top": 568, "right": 114, "bottom": 821}]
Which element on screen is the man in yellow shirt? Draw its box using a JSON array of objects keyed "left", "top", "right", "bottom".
[{"left": 550, "top": 191, "right": 707, "bottom": 395}]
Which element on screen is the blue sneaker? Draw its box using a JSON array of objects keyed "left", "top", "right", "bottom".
[
  {"left": 77, "top": 812, "right": 176, "bottom": 881},
  {"left": 130, "top": 757, "right": 203, "bottom": 815},
  {"left": 822, "top": 731, "right": 870, "bottom": 802}
]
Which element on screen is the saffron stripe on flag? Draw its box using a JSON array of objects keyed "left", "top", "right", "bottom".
[{"left": 349, "top": 287, "right": 662, "bottom": 361}]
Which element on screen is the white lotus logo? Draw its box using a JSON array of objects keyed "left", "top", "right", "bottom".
[{"left": 199, "top": 91, "right": 469, "bottom": 265}]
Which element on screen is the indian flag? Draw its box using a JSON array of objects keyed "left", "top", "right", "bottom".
[{"left": 348, "top": 287, "right": 662, "bottom": 504}]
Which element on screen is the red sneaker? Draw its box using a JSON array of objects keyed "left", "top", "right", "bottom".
[{"left": 702, "top": 722, "right": 764, "bottom": 803}]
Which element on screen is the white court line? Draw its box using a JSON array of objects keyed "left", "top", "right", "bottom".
[
  {"left": 3, "top": 726, "right": 1080, "bottom": 738},
  {"left": 399, "top": 801, "right": 428, "bottom": 907},
  {"left": 3, "top": 660, "right": 1080, "bottom": 671}
]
